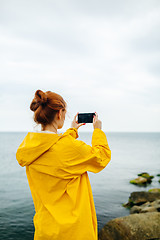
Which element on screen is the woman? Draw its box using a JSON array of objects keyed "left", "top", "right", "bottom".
[{"left": 16, "top": 89, "right": 111, "bottom": 240}]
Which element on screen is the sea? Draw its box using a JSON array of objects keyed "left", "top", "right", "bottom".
[{"left": 0, "top": 131, "right": 160, "bottom": 240}]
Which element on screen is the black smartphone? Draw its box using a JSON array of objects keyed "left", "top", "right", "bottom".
[{"left": 78, "top": 113, "right": 95, "bottom": 123}]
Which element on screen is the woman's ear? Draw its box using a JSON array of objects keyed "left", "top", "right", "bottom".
[{"left": 57, "top": 109, "right": 62, "bottom": 120}]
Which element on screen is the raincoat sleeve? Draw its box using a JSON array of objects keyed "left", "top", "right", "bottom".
[{"left": 60, "top": 128, "right": 111, "bottom": 178}]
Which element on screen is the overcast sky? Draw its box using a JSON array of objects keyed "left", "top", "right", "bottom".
[{"left": 0, "top": 0, "right": 160, "bottom": 132}]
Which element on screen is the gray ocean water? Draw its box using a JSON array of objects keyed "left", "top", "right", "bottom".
[{"left": 0, "top": 131, "right": 160, "bottom": 240}]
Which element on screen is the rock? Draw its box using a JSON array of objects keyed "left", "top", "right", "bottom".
[
  {"left": 130, "top": 202, "right": 150, "bottom": 214},
  {"left": 130, "top": 176, "right": 148, "bottom": 185},
  {"left": 151, "top": 199, "right": 160, "bottom": 210},
  {"left": 148, "top": 188, "right": 160, "bottom": 193},
  {"left": 98, "top": 212, "right": 160, "bottom": 240},
  {"left": 141, "top": 206, "right": 157, "bottom": 213},
  {"left": 122, "top": 202, "right": 131, "bottom": 208},
  {"left": 130, "top": 173, "right": 154, "bottom": 186},
  {"left": 130, "top": 199, "right": 160, "bottom": 214},
  {"left": 138, "top": 172, "right": 154, "bottom": 179},
  {"left": 123, "top": 191, "right": 160, "bottom": 208},
  {"left": 129, "top": 191, "right": 160, "bottom": 205},
  {"left": 130, "top": 205, "right": 142, "bottom": 214}
]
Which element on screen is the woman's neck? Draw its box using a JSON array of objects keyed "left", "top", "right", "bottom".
[{"left": 41, "top": 123, "right": 58, "bottom": 133}]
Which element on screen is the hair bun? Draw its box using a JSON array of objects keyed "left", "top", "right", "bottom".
[
  {"left": 30, "top": 90, "right": 48, "bottom": 112},
  {"left": 35, "top": 90, "right": 48, "bottom": 105}
]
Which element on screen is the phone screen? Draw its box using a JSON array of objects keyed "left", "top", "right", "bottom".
[{"left": 78, "top": 113, "right": 95, "bottom": 123}]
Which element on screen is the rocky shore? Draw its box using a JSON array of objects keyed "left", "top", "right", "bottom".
[
  {"left": 98, "top": 212, "right": 160, "bottom": 240},
  {"left": 98, "top": 173, "right": 160, "bottom": 240},
  {"left": 123, "top": 190, "right": 160, "bottom": 214}
]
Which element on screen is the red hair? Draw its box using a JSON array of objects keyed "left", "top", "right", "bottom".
[{"left": 30, "top": 90, "right": 66, "bottom": 126}]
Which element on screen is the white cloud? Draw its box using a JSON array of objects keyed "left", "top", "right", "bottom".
[{"left": 0, "top": 0, "right": 160, "bottom": 131}]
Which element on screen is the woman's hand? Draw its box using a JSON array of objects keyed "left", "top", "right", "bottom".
[
  {"left": 93, "top": 112, "right": 102, "bottom": 129},
  {"left": 71, "top": 112, "right": 86, "bottom": 129}
]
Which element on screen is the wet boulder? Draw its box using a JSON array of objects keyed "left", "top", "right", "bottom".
[
  {"left": 130, "top": 176, "right": 147, "bottom": 185},
  {"left": 148, "top": 188, "right": 160, "bottom": 193},
  {"left": 130, "top": 172, "right": 154, "bottom": 186},
  {"left": 138, "top": 172, "right": 154, "bottom": 179},
  {"left": 98, "top": 212, "right": 160, "bottom": 240},
  {"left": 123, "top": 191, "right": 160, "bottom": 208},
  {"left": 130, "top": 200, "right": 160, "bottom": 214}
]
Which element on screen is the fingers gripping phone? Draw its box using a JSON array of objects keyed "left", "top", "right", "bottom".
[{"left": 78, "top": 113, "right": 95, "bottom": 123}]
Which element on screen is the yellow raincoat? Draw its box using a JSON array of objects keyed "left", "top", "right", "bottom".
[{"left": 16, "top": 128, "right": 111, "bottom": 240}]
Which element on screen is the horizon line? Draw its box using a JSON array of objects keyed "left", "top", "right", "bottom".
[{"left": 0, "top": 131, "right": 160, "bottom": 133}]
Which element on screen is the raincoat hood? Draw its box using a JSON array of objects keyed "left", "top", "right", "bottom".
[{"left": 16, "top": 132, "right": 62, "bottom": 167}]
